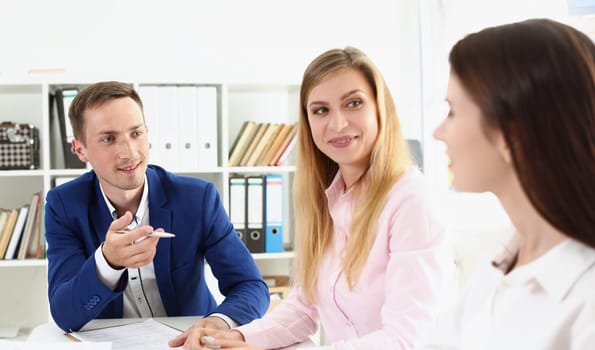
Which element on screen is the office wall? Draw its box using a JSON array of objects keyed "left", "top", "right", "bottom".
[{"left": 0, "top": 0, "right": 424, "bottom": 139}]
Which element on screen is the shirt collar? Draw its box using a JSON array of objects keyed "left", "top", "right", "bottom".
[
  {"left": 100, "top": 175, "right": 149, "bottom": 225},
  {"left": 492, "top": 233, "right": 595, "bottom": 302},
  {"left": 534, "top": 239, "right": 595, "bottom": 302},
  {"left": 324, "top": 170, "right": 345, "bottom": 202}
]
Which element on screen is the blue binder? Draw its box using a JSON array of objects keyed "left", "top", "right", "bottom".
[{"left": 264, "top": 174, "right": 283, "bottom": 253}]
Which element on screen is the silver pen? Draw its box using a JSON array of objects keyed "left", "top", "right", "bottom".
[{"left": 114, "top": 230, "right": 176, "bottom": 238}]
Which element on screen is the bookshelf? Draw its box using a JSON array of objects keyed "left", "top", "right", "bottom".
[{"left": 0, "top": 81, "right": 299, "bottom": 332}]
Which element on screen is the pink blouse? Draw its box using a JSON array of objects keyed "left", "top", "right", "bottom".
[{"left": 237, "top": 169, "right": 454, "bottom": 349}]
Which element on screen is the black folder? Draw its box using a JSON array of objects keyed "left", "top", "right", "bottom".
[
  {"left": 245, "top": 175, "right": 265, "bottom": 253},
  {"left": 50, "top": 88, "right": 86, "bottom": 169}
]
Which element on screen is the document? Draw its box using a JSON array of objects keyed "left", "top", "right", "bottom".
[
  {"left": 0, "top": 326, "right": 19, "bottom": 338},
  {"left": 0, "top": 340, "right": 110, "bottom": 350},
  {"left": 70, "top": 319, "right": 182, "bottom": 350}
]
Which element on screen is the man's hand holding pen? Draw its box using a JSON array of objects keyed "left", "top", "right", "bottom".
[{"left": 102, "top": 211, "right": 160, "bottom": 269}]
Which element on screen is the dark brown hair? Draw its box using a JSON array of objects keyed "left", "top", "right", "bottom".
[
  {"left": 450, "top": 19, "right": 595, "bottom": 245},
  {"left": 69, "top": 81, "right": 143, "bottom": 144}
]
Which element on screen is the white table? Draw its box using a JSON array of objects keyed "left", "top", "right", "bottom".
[{"left": 28, "top": 317, "right": 315, "bottom": 349}]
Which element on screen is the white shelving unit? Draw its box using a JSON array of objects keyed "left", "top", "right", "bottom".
[{"left": 0, "top": 81, "right": 299, "bottom": 331}]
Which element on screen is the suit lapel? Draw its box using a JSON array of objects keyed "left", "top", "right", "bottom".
[
  {"left": 90, "top": 178, "right": 112, "bottom": 249},
  {"left": 146, "top": 167, "right": 179, "bottom": 314}
]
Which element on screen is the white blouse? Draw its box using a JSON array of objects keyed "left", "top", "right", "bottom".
[{"left": 420, "top": 236, "right": 595, "bottom": 349}]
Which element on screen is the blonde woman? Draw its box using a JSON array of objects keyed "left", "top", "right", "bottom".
[{"left": 171, "top": 47, "right": 453, "bottom": 350}]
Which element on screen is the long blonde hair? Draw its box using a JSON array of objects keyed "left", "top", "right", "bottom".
[{"left": 293, "top": 47, "right": 411, "bottom": 303}]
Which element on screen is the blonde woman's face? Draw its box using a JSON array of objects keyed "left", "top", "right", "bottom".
[{"left": 306, "top": 68, "right": 378, "bottom": 178}]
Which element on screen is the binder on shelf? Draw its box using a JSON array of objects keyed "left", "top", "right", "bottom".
[
  {"left": 4, "top": 205, "right": 29, "bottom": 260},
  {"left": 245, "top": 175, "right": 265, "bottom": 253},
  {"left": 17, "top": 192, "right": 42, "bottom": 260},
  {"left": 52, "top": 88, "right": 86, "bottom": 169},
  {"left": 228, "top": 121, "right": 258, "bottom": 167},
  {"left": 264, "top": 174, "right": 283, "bottom": 253},
  {"left": 197, "top": 86, "right": 219, "bottom": 168},
  {"left": 156, "top": 86, "right": 179, "bottom": 169},
  {"left": 138, "top": 85, "right": 162, "bottom": 165},
  {"left": 177, "top": 86, "right": 199, "bottom": 169},
  {"left": 229, "top": 175, "right": 247, "bottom": 244}
]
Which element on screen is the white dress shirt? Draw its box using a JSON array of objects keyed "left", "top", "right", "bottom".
[
  {"left": 420, "top": 235, "right": 595, "bottom": 349},
  {"left": 94, "top": 176, "right": 168, "bottom": 318}
]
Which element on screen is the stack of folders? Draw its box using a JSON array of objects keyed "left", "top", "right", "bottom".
[
  {"left": 228, "top": 174, "right": 284, "bottom": 253},
  {"left": 228, "top": 121, "right": 297, "bottom": 167},
  {"left": 0, "top": 191, "right": 44, "bottom": 260},
  {"left": 138, "top": 85, "right": 219, "bottom": 171}
]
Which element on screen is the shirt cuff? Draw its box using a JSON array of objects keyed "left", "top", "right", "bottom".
[
  {"left": 94, "top": 244, "right": 126, "bottom": 290},
  {"left": 209, "top": 313, "right": 239, "bottom": 329}
]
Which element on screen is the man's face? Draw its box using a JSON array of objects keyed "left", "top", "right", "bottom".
[{"left": 72, "top": 97, "right": 149, "bottom": 198}]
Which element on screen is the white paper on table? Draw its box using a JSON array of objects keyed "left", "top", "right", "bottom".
[
  {"left": 70, "top": 318, "right": 182, "bottom": 350},
  {"left": 0, "top": 327, "right": 19, "bottom": 338},
  {"left": 0, "top": 340, "right": 111, "bottom": 350}
]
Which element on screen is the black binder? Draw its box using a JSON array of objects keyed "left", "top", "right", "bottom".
[
  {"left": 50, "top": 88, "right": 86, "bottom": 169},
  {"left": 245, "top": 175, "right": 265, "bottom": 253}
]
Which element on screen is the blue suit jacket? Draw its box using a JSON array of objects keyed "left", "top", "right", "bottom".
[{"left": 45, "top": 165, "right": 269, "bottom": 332}]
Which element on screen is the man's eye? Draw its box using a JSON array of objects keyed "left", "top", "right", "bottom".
[
  {"left": 133, "top": 131, "right": 143, "bottom": 137},
  {"left": 101, "top": 136, "right": 113, "bottom": 143}
]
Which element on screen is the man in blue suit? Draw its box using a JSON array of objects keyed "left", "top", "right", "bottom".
[{"left": 45, "top": 81, "right": 269, "bottom": 337}]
